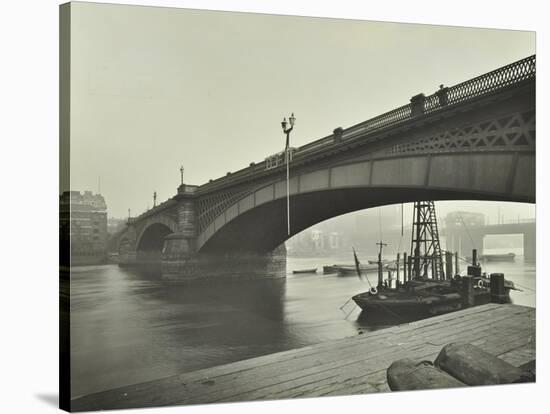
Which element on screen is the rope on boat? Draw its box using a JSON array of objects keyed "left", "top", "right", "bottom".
[
  {"left": 442, "top": 249, "right": 475, "bottom": 266},
  {"left": 339, "top": 296, "right": 354, "bottom": 310},
  {"left": 513, "top": 282, "right": 536, "bottom": 292}
]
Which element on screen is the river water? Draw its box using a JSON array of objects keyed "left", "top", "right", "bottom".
[{"left": 70, "top": 250, "right": 535, "bottom": 399}]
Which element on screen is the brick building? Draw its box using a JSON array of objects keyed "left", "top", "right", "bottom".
[{"left": 60, "top": 190, "right": 108, "bottom": 265}]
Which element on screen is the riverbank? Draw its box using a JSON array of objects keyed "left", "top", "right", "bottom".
[{"left": 71, "top": 303, "right": 535, "bottom": 412}]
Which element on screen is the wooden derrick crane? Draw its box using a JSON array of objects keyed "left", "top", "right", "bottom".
[{"left": 410, "top": 201, "right": 445, "bottom": 280}]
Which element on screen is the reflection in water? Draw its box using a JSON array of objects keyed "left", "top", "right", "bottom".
[{"left": 70, "top": 254, "right": 535, "bottom": 399}]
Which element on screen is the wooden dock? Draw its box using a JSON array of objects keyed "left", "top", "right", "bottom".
[{"left": 72, "top": 303, "right": 535, "bottom": 412}]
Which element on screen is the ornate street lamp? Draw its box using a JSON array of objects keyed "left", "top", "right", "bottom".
[
  {"left": 153, "top": 191, "right": 157, "bottom": 208},
  {"left": 281, "top": 112, "right": 295, "bottom": 149},
  {"left": 180, "top": 166, "right": 184, "bottom": 185},
  {"left": 281, "top": 112, "right": 295, "bottom": 236}
]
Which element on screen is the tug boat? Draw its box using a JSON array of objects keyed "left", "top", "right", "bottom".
[
  {"left": 352, "top": 275, "right": 516, "bottom": 317},
  {"left": 348, "top": 201, "right": 518, "bottom": 319},
  {"left": 352, "top": 280, "right": 462, "bottom": 317}
]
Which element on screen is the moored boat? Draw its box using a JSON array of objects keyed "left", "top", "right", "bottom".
[
  {"left": 323, "top": 263, "right": 384, "bottom": 275},
  {"left": 350, "top": 201, "right": 515, "bottom": 319},
  {"left": 481, "top": 253, "right": 516, "bottom": 262},
  {"left": 352, "top": 274, "right": 515, "bottom": 318},
  {"left": 352, "top": 282, "right": 463, "bottom": 316},
  {"left": 292, "top": 268, "right": 317, "bottom": 274},
  {"left": 323, "top": 264, "right": 351, "bottom": 274},
  {"left": 337, "top": 263, "right": 382, "bottom": 277}
]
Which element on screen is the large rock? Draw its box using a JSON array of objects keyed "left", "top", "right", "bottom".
[
  {"left": 434, "top": 342, "right": 533, "bottom": 385},
  {"left": 387, "top": 358, "right": 465, "bottom": 391}
]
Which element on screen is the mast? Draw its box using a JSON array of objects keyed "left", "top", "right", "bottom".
[
  {"left": 376, "top": 240, "right": 387, "bottom": 287},
  {"left": 410, "top": 201, "right": 444, "bottom": 280}
]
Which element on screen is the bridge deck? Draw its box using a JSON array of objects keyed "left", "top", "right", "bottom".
[{"left": 71, "top": 303, "right": 535, "bottom": 411}]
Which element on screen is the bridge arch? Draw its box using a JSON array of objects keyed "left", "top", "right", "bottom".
[
  {"left": 197, "top": 151, "right": 535, "bottom": 255},
  {"left": 135, "top": 216, "right": 178, "bottom": 260},
  {"left": 111, "top": 225, "right": 137, "bottom": 260}
]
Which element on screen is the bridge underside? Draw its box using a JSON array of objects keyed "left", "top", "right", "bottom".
[
  {"left": 135, "top": 223, "right": 174, "bottom": 265},
  {"left": 199, "top": 186, "right": 526, "bottom": 255}
]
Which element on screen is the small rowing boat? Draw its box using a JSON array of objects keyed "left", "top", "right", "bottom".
[
  {"left": 337, "top": 263, "right": 383, "bottom": 276},
  {"left": 481, "top": 253, "right": 516, "bottom": 262},
  {"left": 292, "top": 268, "right": 317, "bottom": 274}
]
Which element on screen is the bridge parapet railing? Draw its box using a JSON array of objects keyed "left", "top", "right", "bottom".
[
  {"left": 340, "top": 55, "right": 535, "bottom": 142},
  {"left": 341, "top": 103, "right": 411, "bottom": 141},
  {"left": 297, "top": 135, "right": 335, "bottom": 153},
  {"left": 439, "top": 54, "right": 536, "bottom": 109},
  {"left": 128, "top": 198, "right": 178, "bottom": 222}
]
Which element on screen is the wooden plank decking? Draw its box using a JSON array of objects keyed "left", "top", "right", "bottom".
[{"left": 72, "top": 303, "right": 536, "bottom": 412}]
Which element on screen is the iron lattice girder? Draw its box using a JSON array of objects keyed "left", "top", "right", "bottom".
[{"left": 410, "top": 200, "right": 445, "bottom": 279}]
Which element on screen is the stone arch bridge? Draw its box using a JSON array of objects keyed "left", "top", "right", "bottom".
[{"left": 114, "top": 55, "right": 535, "bottom": 280}]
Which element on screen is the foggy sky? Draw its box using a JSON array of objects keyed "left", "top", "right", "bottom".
[{"left": 69, "top": 2, "right": 535, "bottom": 220}]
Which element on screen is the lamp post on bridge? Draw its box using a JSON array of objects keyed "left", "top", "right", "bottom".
[
  {"left": 153, "top": 191, "right": 157, "bottom": 208},
  {"left": 281, "top": 113, "right": 295, "bottom": 236},
  {"left": 281, "top": 113, "right": 295, "bottom": 150},
  {"left": 180, "top": 166, "right": 184, "bottom": 186}
]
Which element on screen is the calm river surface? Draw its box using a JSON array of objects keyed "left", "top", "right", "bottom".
[{"left": 70, "top": 250, "right": 535, "bottom": 399}]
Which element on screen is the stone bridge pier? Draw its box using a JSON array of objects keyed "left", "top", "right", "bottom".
[{"left": 161, "top": 184, "right": 198, "bottom": 266}]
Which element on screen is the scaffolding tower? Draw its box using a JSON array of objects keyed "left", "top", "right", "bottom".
[{"left": 410, "top": 201, "right": 445, "bottom": 280}]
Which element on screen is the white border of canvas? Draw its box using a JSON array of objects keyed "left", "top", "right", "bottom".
[{"left": 0, "top": 1, "right": 546, "bottom": 413}]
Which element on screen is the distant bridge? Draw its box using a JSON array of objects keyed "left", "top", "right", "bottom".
[
  {"left": 444, "top": 220, "right": 536, "bottom": 262},
  {"left": 113, "top": 55, "right": 535, "bottom": 280}
]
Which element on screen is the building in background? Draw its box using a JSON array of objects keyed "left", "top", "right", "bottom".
[
  {"left": 311, "top": 229, "right": 324, "bottom": 250},
  {"left": 60, "top": 190, "right": 108, "bottom": 265},
  {"left": 329, "top": 232, "right": 341, "bottom": 249},
  {"left": 286, "top": 227, "right": 347, "bottom": 256}
]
